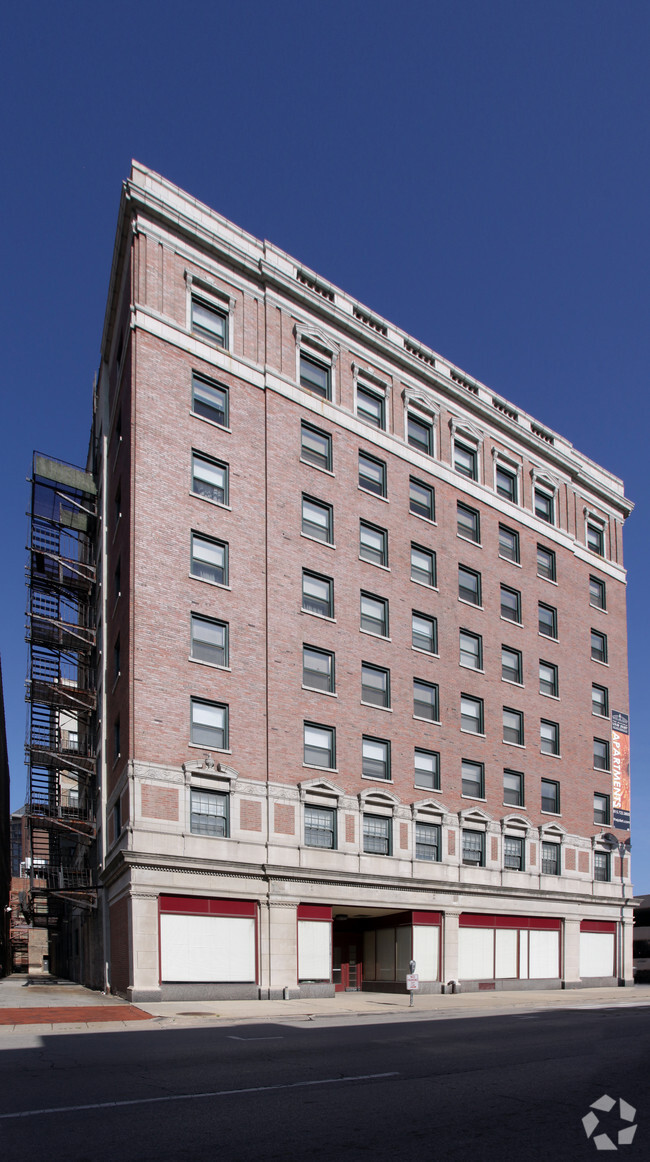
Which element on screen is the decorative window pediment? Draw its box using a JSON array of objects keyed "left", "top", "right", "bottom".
[{"left": 299, "top": 777, "right": 344, "bottom": 801}]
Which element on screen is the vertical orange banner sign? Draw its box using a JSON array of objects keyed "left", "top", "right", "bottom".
[{"left": 612, "top": 711, "right": 630, "bottom": 830}]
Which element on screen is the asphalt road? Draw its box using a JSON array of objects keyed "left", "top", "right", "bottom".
[{"left": 0, "top": 1005, "right": 648, "bottom": 1161}]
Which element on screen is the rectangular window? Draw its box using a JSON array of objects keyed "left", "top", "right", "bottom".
[
  {"left": 303, "top": 645, "right": 335, "bottom": 693},
  {"left": 191, "top": 295, "right": 228, "bottom": 348},
  {"left": 457, "top": 502, "right": 480, "bottom": 543},
  {"left": 460, "top": 630, "right": 483, "bottom": 670},
  {"left": 462, "top": 759, "right": 484, "bottom": 799},
  {"left": 191, "top": 532, "right": 228, "bottom": 585},
  {"left": 594, "top": 851, "right": 610, "bottom": 882},
  {"left": 300, "top": 352, "right": 331, "bottom": 399},
  {"left": 113, "top": 718, "right": 120, "bottom": 762},
  {"left": 503, "top": 707, "right": 524, "bottom": 746},
  {"left": 501, "top": 646, "right": 522, "bottom": 684},
  {"left": 192, "top": 453, "right": 228, "bottom": 505},
  {"left": 504, "top": 769, "right": 524, "bottom": 807},
  {"left": 302, "top": 496, "right": 333, "bottom": 543},
  {"left": 360, "top": 521, "right": 388, "bottom": 566},
  {"left": 540, "top": 720, "right": 560, "bottom": 755},
  {"left": 113, "top": 635, "right": 120, "bottom": 680},
  {"left": 304, "top": 722, "right": 335, "bottom": 769},
  {"left": 589, "top": 575, "right": 606, "bottom": 610},
  {"left": 408, "top": 412, "right": 433, "bottom": 455},
  {"left": 454, "top": 440, "right": 477, "bottom": 480},
  {"left": 461, "top": 695, "right": 484, "bottom": 735},
  {"left": 415, "top": 822, "right": 441, "bottom": 861},
  {"left": 594, "top": 793, "right": 610, "bottom": 826},
  {"left": 190, "top": 789, "right": 228, "bottom": 837},
  {"left": 361, "top": 663, "right": 390, "bottom": 708},
  {"left": 190, "top": 699, "right": 228, "bottom": 750},
  {"left": 414, "top": 748, "right": 440, "bottom": 791},
  {"left": 591, "top": 629, "right": 607, "bottom": 663},
  {"left": 462, "top": 830, "right": 485, "bottom": 866},
  {"left": 114, "top": 559, "right": 121, "bottom": 601},
  {"left": 363, "top": 814, "right": 391, "bottom": 855},
  {"left": 411, "top": 543, "right": 436, "bottom": 586},
  {"left": 191, "top": 614, "right": 228, "bottom": 667},
  {"left": 359, "top": 451, "right": 386, "bottom": 497},
  {"left": 541, "top": 842, "right": 560, "bottom": 875},
  {"left": 410, "top": 477, "right": 435, "bottom": 520},
  {"left": 357, "top": 384, "right": 385, "bottom": 428},
  {"left": 361, "top": 592, "right": 389, "bottom": 637},
  {"left": 192, "top": 374, "right": 229, "bottom": 427},
  {"left": 593, "top": 738, "right": 610, "bottom": 771},
  {"left": 541, "top": 779, "right": 560, "bottom": 814},
  {"left": 537, "top": 545, "right": 556, "bottom": 581},
  {"left": 412, "top": 611, "right": 437, "bottom": 653},
  {"left": 304, "top": 805, "right": 336, "bottom": 849},
  {"left": 499, "top": 525, "right": 520, "bottom": 563},
  {"left": 362, "top": 737, "right": 390, "bottom": 780},
  {"left": 592, "top": 684, "right": 609, "bottom": 717},
  {"left": 302, "top": 571, "right": 334, "bottom": 618},
  {"left": 496, "top": 464, "right": 518, "bottom": 503},
  {"left": 539, "top": 602, "right": 557, "bottom": 638},
  {"left": 587, "top": 522, "right": 605, "bottom": 556},
  {"left": 539, "top": 661, "right": 558, "bottom": 697},
  {"left": 301, "top": 422, "right": 332, "bottom": 471},
  {"left": 534, "top": 487, "right": 554, "bottom": 524},
  {"left": 413, "top": 679, "right": 439, "bottom": 722},
  {"left": 459, "top": 565, "right": 481, "bottom": 605},
  {"left": 504, "top": 836, "right": 524, "bottom": 871},
  {"left": 501, "top": 585, "right": 521, "bottom": 623}
]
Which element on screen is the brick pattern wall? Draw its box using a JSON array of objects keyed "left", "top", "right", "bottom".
[
  {"left": 578, "top": 851, "right": 590, "bottom": 873},
  {"left": 345, "top": 814, "right": 355, "bottom": 843},
  {"left": 400, "top": 822, "right": 408, "bottom": 850},
  {"left": 448, "top": 831, "right": 456, "bottom": 856},
  {"left": 141, "top": 785, "right": 179, "bottom": 821},
  {"left": 274, "top": 803, "right": 295, "bottom": 835},
  {"left": 240, "top": 799, "right": 262, "bottom": 831},
  {"left": 565, "top": 848, "right": 576, "bottom": 871},
  {"left": 491, "top": 836, "right": 499, "bottom": 862},
  {"left": 529, "top": 842, "right": 536, "bottom": 866}
]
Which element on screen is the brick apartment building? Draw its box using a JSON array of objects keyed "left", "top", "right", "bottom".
[{"left": 30, "top": 163, "right": 634, "bottom": 999}]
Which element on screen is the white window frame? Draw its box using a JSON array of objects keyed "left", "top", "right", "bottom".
[{"left": 186, "top": 275, "right": 234, "bottom": 352}]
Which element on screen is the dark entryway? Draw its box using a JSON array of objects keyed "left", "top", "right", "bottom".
[{"left": 332, "top": 929, "right": 363, "bottom": 992}]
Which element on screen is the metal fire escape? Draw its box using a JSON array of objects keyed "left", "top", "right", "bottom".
[{"left": 25, "top": 454, "right": 98, "bottom": 931}]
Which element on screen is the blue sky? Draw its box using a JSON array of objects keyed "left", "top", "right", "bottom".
[{"left": 1, "top": 1, "right": 648, "bottom": 885}]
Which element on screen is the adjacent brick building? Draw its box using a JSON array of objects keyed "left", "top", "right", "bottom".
[{"left": 63, "top": 162, "right": 635, "bottom": 998}]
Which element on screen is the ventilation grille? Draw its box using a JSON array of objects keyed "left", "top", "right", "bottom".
[
  {"left": 353, "top": 307, "right": 388, "bottom": 336},
  {"left": 450, "top": 370, "right": 479, "bottom": 395},
  {"left": 531, "top": 423, "right": 554, "bottom": 445},
  {"left": 296, "top": 270, "right": 335, "bottom": 302},
  {"left": 492, "top": 398, "right": 518, "bottom": 421},
  {"left": 404, "top": 340, "right": 436, "bottom": 368}
]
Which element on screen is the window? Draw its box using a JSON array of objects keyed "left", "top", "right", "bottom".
[
  {"left": 192, "top": 453, "right": 228, "bottom": 504},
  {"left": 190, "top": 699, "right": 228, "bottom": 749},
  {"left": 538, "top": 602, "right": 557, "bottom": 639},
  {"left": 113, "top": 558, "right": 121, "bottom": 602},
  {"left": 415, "top": 822, "right": 441, "bottom": 861},
  {"left": 461, "top": 695, "right": 484, "bottom": 735},
  {"left": 592, "top": 684, "right": 609, "bottom": 717},
  {"left": 357, "top": 384, "right": 385, "bottom": 428},
  {"left": 191, "top": 532, "right": 228, "bottom": 585},
  {"left": 534, "top": 487, "right": 554, "bottom": 524},
  {"left": 192, "top": 374, "right": 229, "bottom": 427},
  {"left": 410, "top": 477, "right": 435, "bottom": 520},
  {"left": 304, "top": 722, "right": 335, "bottom": 769},
  {"left": 413, "top": 679, "right": 439, "bottom": 722},
  {"left": 303, "top": 646, "right": 335, "bottom": 693},
  {"left": 191, "top": 614, "right": 228, "bottom": 667},
  {"left": 301, "top": 422, "right": 332, "bottom": 471},
  {"left": 454, "top": 440, "right": 477, "bottom": 480},
  {"left": 501, "top": 585, "right": 521, "bottom": 623},
  {"left": 503, "top": 707, "right": 524, "bottom": 746},
  {"left": 300, "top": 351, "right": 331, "bottom": 399},
  {"left": 594, "top": 793, "right": 610, "bottom": 827},
  {"left": 408, "top": 412, "right": 433, "bottom": 455},
  {"left": 191, "top": 295, "right": 228, "bottom": 348},
  {"left": 114, "top": 483, "right": 121, "bottom": 530},
  {"left": 587, "top": 522, "right": 605, "bottom": 556},
  {"left": 302, "top": 571, "right": 334, "bottom": 618},
  {"left": 540, "top": 720, "right": 560, "bottom": 755},
  {"left": 359, "top": 451, "right": 386, "bottom": 497},
  {"left": 113, "top": 718, "right": 120, "bottom": 762},
  {"left": 412, "top": 611, "right": 437, "bottom": 653},
  {"left": 589, "top": 575, "right": 606, "bottom": 610},
  {"left": 458, "top": 565, "right": 481, "bottom": 606},
  {"left": 411, "top": 543, "right": 436, "bottom": 586},
  {"left": 591, "top": 629, "right": 608, "bottom": 663},
  {"left": 539, "top": 661, "right": 558, "bottom": 697},
  {"left": 594, "top": 851, "right": 610, "bottom": 882},
  {"left": 304, "top": 805, "right": 336, "bottom": 849},
  {"left": 360, "top": 521, "right": 388, "bottom": 566},
  {"left": 593, "top": 738, "right": 610, "bottom": 771},
  {"left": 501, "top": 646, "right": 522, "bottom": 684},
  {"left": 537, "top": 545, "right": 556, "bottom": 581},
  {"left": 504, "top": 836, "right": 524, "bottom": 871},
  {"left": 302, "top": 496, "right": 333, "bottom": 543},
  {"left": 496, "top": 464, "right": 518, "bottom": 503},
  {"left": 541, "top": 779, "right": 560, "bottom": 814},
  {"left": 190, "top": 789, "right": 228, "bottom": 837},
  {"left": 503, "top": 769, "right": 524, "bottom": 807},
  {"left": 462, "top": 830, "right": 485, "bottom": 866},
  {"left": 113, "top": 636, "right": 121, "bottom": 680},
  {"left": 363, "top": 736, "right": 391, "bottom": 780},
  {"left": 361, "top": 663, "right": 390, "bottom": 708},
  {"left": 462, "top": 759, "right": 484, "bottom": 799},
  {"left": 499, "top": 525, "right": 520, "bottom": 563},
  {"left": 460, "top": 630, "right": 483, "bottom": 670},
  {"left": 457, "top": 502, "right": 480, "bottom": 543},
  {"left": 414, "top": 748, "right": 440, "bottom": 791},
  {"left": 363, "top": 814, "right": 391, "bottom": 855},
  {"left": 541, "top": 842, "right": 560, "bottom": 875},
  {"left": 361, "top": 592, "right": 389, "bottom": 637}
]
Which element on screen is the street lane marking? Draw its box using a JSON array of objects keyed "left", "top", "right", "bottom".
[
  {"left": 0, "top": 1072, "right": 400, "bottom": 1121},
  {"left": 228, "top": 1035, "right": 284, "bottom": 1040}
]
